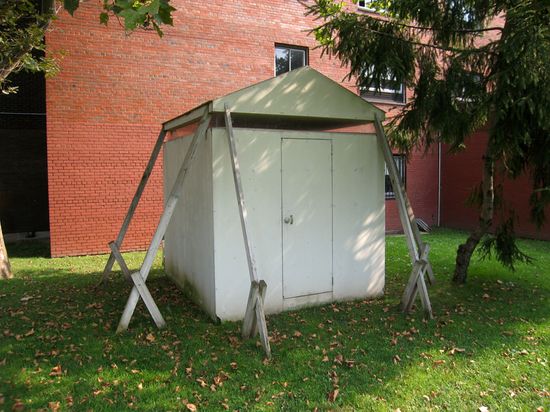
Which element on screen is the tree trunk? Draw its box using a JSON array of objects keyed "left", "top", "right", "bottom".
[
  {"left": 0, "top": 221, "right": 13, "bottom": 280},
  {"left": 453, "top": 152, "right": 495, "bottom": 283}
]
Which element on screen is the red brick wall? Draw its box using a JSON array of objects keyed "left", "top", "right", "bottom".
[
  {"left": 441, "top": 132, "right": 550, "bottom": 240},
  {"left": 46, "top": 0, "right": 438, "bottom": 256},
  {"left": 386, "top": 146, "right": 439, "bottom": 232}
]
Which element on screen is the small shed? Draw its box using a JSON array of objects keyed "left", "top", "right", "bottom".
[{"left": 163, "top": 67, "right": 386, "bottom": 321}]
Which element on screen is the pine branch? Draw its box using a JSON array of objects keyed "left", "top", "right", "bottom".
[{"left": 359, "top": 13, "right": 504, "bottom": 35}]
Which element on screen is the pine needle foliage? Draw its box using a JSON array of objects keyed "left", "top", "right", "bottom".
[{"left": 307, "top": 0, "right": 550, "bottom": 278}]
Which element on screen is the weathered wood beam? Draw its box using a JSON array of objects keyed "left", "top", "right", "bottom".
[
  {"left": 116, "top": 112, "right": 211, "bottom": 333},
  {"left": 163, "top": 103, "right": 211, "bottom": 132},
  {"left": 224, "top": 105, "right": 271, "bottom": 358},
  {"left": 101, "top": 129, "right": 167, "bottom": 286},
  {"left": 109, "top": 242, "right": 166, "bottom": 328}
]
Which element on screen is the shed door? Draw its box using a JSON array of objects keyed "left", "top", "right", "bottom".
[{"left": 282, "top": 138, "right": 333, "bottom": 299}]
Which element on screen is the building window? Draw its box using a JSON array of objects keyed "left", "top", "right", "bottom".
[
  {"left": 275, "top": 45, "right": 307, "bottom": 76},
  {"left": 385, "top": 155, "right": 406, "bottom": 199},
  {"left": 360, "top": 71, "right": 406, "bottom": 103},
  {"left": 357, "top": 0, "right": 374, "bottom": 10}
]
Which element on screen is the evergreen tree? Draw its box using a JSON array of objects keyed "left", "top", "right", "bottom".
[{"left": 308, "top": 0, "right": 550, "bottom": 282}]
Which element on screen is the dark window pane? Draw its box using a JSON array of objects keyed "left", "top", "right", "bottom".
[
  {"left": 290, "top": 49, "right": 305, "bottom": 70},
  {"left": 385, "top": 155, "right": 406, "bottom": 199},
  {"left": 275, "top": 48, "right": 289, "bottom": 76}
]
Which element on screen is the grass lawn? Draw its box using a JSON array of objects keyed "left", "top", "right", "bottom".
[{"left": 0, "top": 228, "right": 548, "bottom": 411}]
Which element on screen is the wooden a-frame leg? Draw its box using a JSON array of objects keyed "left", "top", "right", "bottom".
[
  {"left": 374, "top": 115, "right": 434, "bottom": 319},
  {"left": 116, "top": 113, "right": 211, "bottom": 333},
  {"left": 251, "top": 280, "right": 267, "bottom": 338},
  {"left": 109, "top": 242, "right": 166, "bottom": 329},
  {"left": 242, "top": 281, "right": 271, "bottom": 358},
  {"left": 242, "top": 281, "right": 259, "bottom": 339},
  {"left": 100, "top": 129, "right": 167, "bottom": 287},
  {"left": 401, "top": 243, "right": 433, "bottom": 319},
  {"left": 224, "top": 105, "right": 271, "bottom": 358}
]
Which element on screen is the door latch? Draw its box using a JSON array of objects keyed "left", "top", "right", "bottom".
[{"left": 284, "top": 215, "right": 294, "bottom": 225}]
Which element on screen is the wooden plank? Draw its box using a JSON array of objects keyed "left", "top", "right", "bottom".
[
  {"left": 130, "top": 271, "right": 167, "bottom": 329},
  {"left": 255, "top": 294, "right": 271, "bottom": 359},
  {"left": 416, "top": 272, "right": 433, "bottom": 319},
  {"left": 101, "top": 129, "right": 167, "bottom": 285},
  {"left": 109, "top": 242, "right": 166, "bottom": 329},
  {"left": 401, "top": 243, "right": 430, "bottom": 309},
  {"left": 242, "top": 281, "right": 259, "bottom": 338},
  {"left": 116, "top": 113, "right": 211, "bottom": 333},
  {"left": 108, "top": 241, "right": 132, "bottom": 281},
  {"left": 426, "top": 263, "right": 435, "bottom": 285},
  {"left": 374, "top": 116, "right": 419, "bottom": 262},
  {"left": 224, "top": 105, "right": 259, "bottom": 284},
  {"left": 375, "top": 115, "right": 434, "bottom": 317},
  {"left": 224, "top": 106, "right": 271, "bottom": 358},
  {"left": 401, "top": 260, "right": 424, "bottom": 312},
  {"left": 163, "top": 103, "right": 211, "bottom": 132},
  {"left": 251, "top": 280, "right": 267, "bottom": 337}
]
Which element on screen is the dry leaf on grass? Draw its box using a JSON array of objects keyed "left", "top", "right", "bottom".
[
  {"left": 328, "top": 388, "right": 339, "bottom": 402},
  {"left": 49, "top": 365, "right": 62, "bottom": 377}
]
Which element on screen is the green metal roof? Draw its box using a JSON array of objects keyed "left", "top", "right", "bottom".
[{"left": 164, "top": 67, "right": 385, "bottom": 131}]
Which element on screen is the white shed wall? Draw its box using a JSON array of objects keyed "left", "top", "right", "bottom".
[
  {"left": 212, "top": 128, "right": 284, "bottom": 320},
  {"left": 164, "top": 131, "right": 216, "bottom": 319},
  {"left": 332, "top": 135, "right": 385, "bottom": 300},
  {"left": 211, "top": 128, "right": 385, "bottom": 321}
]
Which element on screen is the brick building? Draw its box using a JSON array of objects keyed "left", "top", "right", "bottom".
[{"left": 0, "top": 0, "right": 546, "bottom": 257}]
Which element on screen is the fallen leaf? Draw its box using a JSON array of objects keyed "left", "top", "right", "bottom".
[
  {"left": 328, "top": 388, "right": 339, "bottom": 402},
  {"left": 185, "top": 403, "right": 197, "bottom": 412},
  {"left": 12, "top": 400, "right": 25, "bottom": 411},
  {"left": 479, "top": 407, "right": 489, "bottom": 412},
  {"left": 448, "top": 347, "right": 466, "bottom": 355},
  {"left": 145, "top": 333, "right": 155, "bottom": 343},
  {"left": 49, "top": 365, "right": 62, "bottom": 377},
  {"left": 293, "top": 331, "right": 302, "bottom": 338},
  {"left": 48, "top": 401, "right": 61, "bottom": 412}
]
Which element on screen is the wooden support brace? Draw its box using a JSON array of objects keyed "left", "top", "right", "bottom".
[
  {"left": 242, "top": 281, "right": 271, "bottom": 358},
  {"left": 374, "top": 115, "right": 434, "bottom": 319},
  {"left": 100, "top": 129, "right": 167, "bottom": 286},
  {"left": 116, "top": 112, "right": 211, "bottom": 333},
  {"left": 109, "top": 242, "right": 166, "bottom": 329},
  {"left": 251, "top": 280, "right": 267, "bottom": 338},
  {"left": 224, "top": 105, "right": 271, "bottom": 358},
  {"left": 401, "top": 244, "right": 433, "bottom": 319}
]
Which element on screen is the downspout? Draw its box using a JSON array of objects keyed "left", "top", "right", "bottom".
[{"left": 437, "top": 141, "right": 442, "bottom": 226}]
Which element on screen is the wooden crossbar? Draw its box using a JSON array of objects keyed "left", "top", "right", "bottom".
[
  {"left": 116, "top": 112, "right": 211, "bottom": 333},
  {"left": 224, "top": 105, "right": 271, "bottom": 358},
  {"left": 100, "top": 129, "right": 167, "bottom": 286},
  {"left": 374, "top": 115, "right": 433, "bottom": 319},
  {"left": 109, "top": 242, "right": 166, "bottom": 329}
]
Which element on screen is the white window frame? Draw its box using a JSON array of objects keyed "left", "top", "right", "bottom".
[
  {"left": 357, "top": 0, "right": 375, "bottom": 11},
  {"left": 360, "top": 69, "right": 406, "bottom": 104},
  {"left": 274, "top": 45, "right": 308, "bottom": 77}
]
